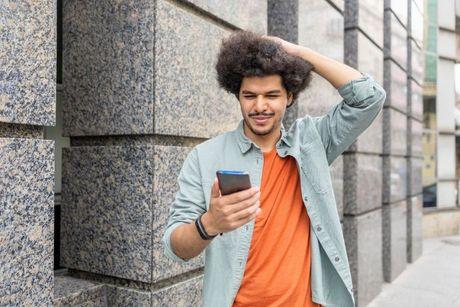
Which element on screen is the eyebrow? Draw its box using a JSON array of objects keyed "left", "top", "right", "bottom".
[{"left": 241, "top": 90, "right": 281, "bottom": 95}]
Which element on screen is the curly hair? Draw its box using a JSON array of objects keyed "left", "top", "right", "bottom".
[{"left": 215, "top": 30, "right": 314, "bottom": 107}]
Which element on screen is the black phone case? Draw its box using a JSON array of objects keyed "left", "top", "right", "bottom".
[{"left": 216, "top": 172, "right": 251, "bottom": 195}]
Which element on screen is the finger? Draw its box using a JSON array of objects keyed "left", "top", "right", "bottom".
[
  {"left": 227, "top": 192, "right": 260, "bottom": 215},
  {"left": 222, "top": 186, "right": 259, "bottom": 205},
  {"left": 229, "top": 201, "right": 260, "bottom": 221},
  {"left": 210, "top": 177, "right": 221, "bottom": 198},
  {"left": 233, "top": 207, "right": 261, "bottom": 228}
]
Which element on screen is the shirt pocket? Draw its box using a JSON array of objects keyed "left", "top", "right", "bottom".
[{"left": 300, "top": 140, "right": 330, "bottom": 194}]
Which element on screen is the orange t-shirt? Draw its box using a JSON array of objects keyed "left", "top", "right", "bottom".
[{"left": 233, "top": 147, "right": 321, "bottom": 307}]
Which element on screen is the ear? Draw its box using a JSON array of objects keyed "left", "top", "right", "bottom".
[{"left": 287, "top": 92, "right": 294, "bottom": 107}]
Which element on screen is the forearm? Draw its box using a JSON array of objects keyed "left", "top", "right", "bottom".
[
  {"left": 293, "top": 46, "right": 363, "bottom": 89},
  {"left": 170, "top": 212, "right": 217, "bottom": 261}
]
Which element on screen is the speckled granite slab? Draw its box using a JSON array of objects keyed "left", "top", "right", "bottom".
[
  {"left": 384, "top": 10, "right": 407, "bottom": 69},
  {"left": 344, "top": 0, "right": 384, "bottom": 47},
  {"left": 105, "top": 284, "right": 151, "bottom": 306},
  {"left": 61, "top": 144, "right": 204, "bottom": 283},
  {"left": 383, "top": 60, "right": 408, "bottom": 114},
  {"left": 53, "top": 275, "right": 106, "bottom": 306},
  {"left": 382, "top": 156, "right": 407, "bottom": 203},
  {"left": 383, "top": 107, "right": 408, "bottom": 156},
  {"left": 154, "top": 0, "right": 241, "bottom": 138},
  {"left": 183, "top": 0, "right": 267, "bottom": 32},
  {"left": 382, "top": 200, "right": 407, "bottom": 282},
  {"left": 407, "top": 194, "right": 423, "bottom": 262},
  {"left": 0, "top": 138, "right": 54, "bottom": 306},
  {"left": 0, "top": 0, "right": 56, "bottom": 126},
  {"left": 62, "top": 0, "right": 154, "bottom": 136},
  {"left": 151, "top": 275, "right": 203, "bottom": 306},
  {"left": 343, "top": 153, "right": 382, "bottom": 215},
  {"left": 343, "top": 208, "right": 383, "bottom": 307}
]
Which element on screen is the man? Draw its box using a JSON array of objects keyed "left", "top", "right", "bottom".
[{"left": 162, "top": 30, "right": 386, "bottom": 307}]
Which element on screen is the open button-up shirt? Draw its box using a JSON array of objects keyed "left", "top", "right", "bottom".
[{"left": 162, "top": 73, "right": 386, "bottom": 307}]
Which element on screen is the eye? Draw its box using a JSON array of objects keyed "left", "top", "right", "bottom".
[
  {"left": 243, "top": 95, "right": 256, "bottom": 99},
  {"left": 267, "top": 95, "right": 279, "bottom": 99}
]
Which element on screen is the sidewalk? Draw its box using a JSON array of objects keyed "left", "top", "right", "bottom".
[{"left": 367, "top": 234, "right": 460, "bottom": 307}]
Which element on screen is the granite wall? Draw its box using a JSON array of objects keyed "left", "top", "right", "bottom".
[{"left": 0, "top": 0, "right": 56, "bottom": 306}]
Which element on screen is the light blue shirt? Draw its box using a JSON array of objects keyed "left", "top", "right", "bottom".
[{"left": 162, "top": 73, "right": 386, "bottom": 307}]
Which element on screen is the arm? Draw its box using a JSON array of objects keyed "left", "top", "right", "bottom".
[{"left": 161, "top": 147, "right": 215, "bottom": 263}]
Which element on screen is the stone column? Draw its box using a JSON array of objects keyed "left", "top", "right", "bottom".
[
  {"left": 382, "top": 0, "right": 409, "bottom": 283},
  {"left": 406, "top": 0, "right": 424, "bottom": 263},
  {"left": 60, "top": 0, "right": 266, "bottom": 304},
  {"left": 0, "top": 0, "right": 56, "bottom": 305},
  {"left": 343, "top": 0, "right": 384, "bottom": 306}
]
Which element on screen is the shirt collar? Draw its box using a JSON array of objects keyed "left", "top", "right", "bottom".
[{"left": 235, "top": 119, "right": 292, "bottom": 154}]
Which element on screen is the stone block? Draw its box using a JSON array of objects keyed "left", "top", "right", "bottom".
[
  {"left": 407, "top": 194, "right": 422, "bottom": 262},
  {"left": 53, "top": 274, "right": 106, "bottom": 306},
  {"left": 383, "top": 156, "right": 407, "bottom": 203},
  {"left": 384, "top": 10, "right": 407, "bottom": 68},
  {"left": 410, "top": 119, "right": 423, "bottom": 158},
  {"left": 105, "top": 284, "right": 151, "bottom": 306},
  {"left": 383, "top": 108, "right": 407, "bottom": 156},
  {"left": 343, "top": 208, "right": 383, "bottom": 307},
  {"left": 382, "top": 200, "right": 407, "bottom": 282},
  {"left": 345, "top": 0, "right": 384, "bottom": 48},
  {"left": 384, "top": 0, "right": 408, "bottom": 26},
  {"left": 151, "top": 276, "right": 203, "bottom": 306},
  {"left": 344, "top": 153, "right": 382, "bottom": 215},
  {"left": 0, "top": 0, "right": 56, "bottom": 126},
  {"left": 410, "top": 39, "right": 424, "bottom": 84},
  {"left": 383, "top": 59, "right": 407, "bottom": 113},
  {"left": 408, "top": 157, "right": 423, "bottom": 196},
  {"left": 410, "top": 0, "right": 424, "bottom": 48},
  {"left": 0, "top": 138, "right": 54, "bottom": 306},
  {"left": 410, "top": 80, "right": 423, "bottom": 121}
]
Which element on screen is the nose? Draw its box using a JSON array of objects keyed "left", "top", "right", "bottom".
[{"left": 254, "top": 94, "right": 267, "bottom": 113}]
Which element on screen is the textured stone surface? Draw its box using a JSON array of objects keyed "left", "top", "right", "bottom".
[
  {"left": 384, "top": 10, "right": 407, "bottom": 69},
  {"left": 53, "top": 274, "right": 106, "bottom": 306},
  {"left": 383, "top": 108, "right": 407, "bottom": 156},
  {"left": 382, "top": 201, "right": 407, "bottom": 282},
  {"left": 154, "top": 0, "right": 241, "bottom": 138},
  {"left": 0, "top": 123, "right": 43, "bottom": 138},
  {"left": 410, "top": 1, "right": 424, "bottom": 48},
  {"left": 152, "top": 145, "right": 204, "bottom": 282},
  {"left": 383, "top": 59, "right": 407, "bottom": 114},
  {"left": 409, "top": 157, "right": 423, "bottom": 196},
  {"left": 62, "top": 0, "right": 154, "bottom": 136},
  {"left": 345, "top": 0, "right": 384, "bottom": 47},
  {"left": 343, "top": 208, "right": 383, "bottom": 307},
  {"left": 383, "top": 156, "right": 407, "bottom": 203},
  {"left": 0, "top": 138, "right": 54, "bottom": 306},
  {"left": 410, "top": 39, "right": 423, "bottom": 84},
  {"left": 0, "top": 0, "right": 56, "bottom": 126},
  {"left": 151, "top": 276, "right": 203, "bottom": 306},
  {"left": 61, "top": 145, "right": 154, "bottom": 282},
  {"left": 410, "top": 119, "right": 423, "bottom": 157},
  {"left": 384, "top": 0, "right": 408, "bottom": 26},
  {"left": 184, "top": 0, "right": 267, "bottom": 32},
  {"left": 105, "top": 284, "right": 151, "bottom": 306},
  {"left": 407, "top": 194, "right": 423, "bottom": 262},
  {"left": 410, "top": 80, "right": 423, "bottom": 121},
  {"left": 343, "top": 154, "right": 382, "bottom": 214}
]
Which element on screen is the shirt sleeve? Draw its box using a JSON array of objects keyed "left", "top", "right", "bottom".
[
  {"left": 161, "top": 147, "right": 207, "bottom": 264},
  {"left": 311, "top": 73, "right": 386, "bottom": 165}
]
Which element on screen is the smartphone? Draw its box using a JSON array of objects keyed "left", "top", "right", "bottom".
[{"left": 216, "top": 170, "right": 252, "bottom": 196}]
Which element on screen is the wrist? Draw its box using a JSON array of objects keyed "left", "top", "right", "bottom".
[{"left": 201, "top": 212, "right": 219, "bottom": 236}]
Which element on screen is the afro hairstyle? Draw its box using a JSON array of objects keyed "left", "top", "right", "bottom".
[{"left": 215, "top": 30, "right": 314, "bottom": 108}]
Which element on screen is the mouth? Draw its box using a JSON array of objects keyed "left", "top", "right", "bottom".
[{"left": 251, "top": 116, "right": 272, "bottom": 125}]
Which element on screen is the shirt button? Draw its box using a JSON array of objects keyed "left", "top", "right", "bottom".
[
  {"left": 284, "top": 150, "right": 288, "bottom": 155},
  {"left": 303, "top": 196, "right": 308, "bottom": 202},
  {"left": 316, "top": 226, "right": 322, "bottom": 231},
  {"left": 245, "top": 225, "right": 249, "bottom": 231},
  {"left": 335, "top": 256, "right": 340, "bottom": 262}
]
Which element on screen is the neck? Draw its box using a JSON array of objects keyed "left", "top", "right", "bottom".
[{"left": 243, "top": 120, "right": 281, "bottom": 153}]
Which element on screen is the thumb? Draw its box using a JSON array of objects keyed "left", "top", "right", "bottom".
[{"left": 211, "top": 178, "right": 221, "bottom": 198}]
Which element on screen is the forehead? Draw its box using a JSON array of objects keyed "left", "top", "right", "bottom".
[{"left": 240, "top": 74, "right": 284, "bottom": 92}]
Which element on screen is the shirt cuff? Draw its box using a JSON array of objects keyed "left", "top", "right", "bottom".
[{"left": 337, "top": 72, "right": 377, "bottom": 107}]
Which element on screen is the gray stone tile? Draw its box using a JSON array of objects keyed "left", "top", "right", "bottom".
[
  {"left": 384, "top": 10, "right": 407, "bottom": 69},
  {"left": 410, "top": 1, "right": 424, "bottom": 48},
  {"left": 382, "top": 201, "right": 407, "bottom": 282},
  {"left": 105, "top": 284, "right": 151, "bottom": 307},
  {"left": 151, "top": 275, "right": 203, "bottom": 306},
  {"left": 410, "top": 119, "right": 423, "bottom": 158},
  {"left": 62, "top": 0, "right": 155, "bottom": 136},
  {"left": 343, "top": 208, "right": 383, "bottom": 307},
  {"left": 152, "top": 146, "right": 205, "bottom": 282},
  {"left": 383, "top": 108, "right": 408, "bottom": 156},
  {"left": 383, "top": 59, "right": 408, "bottom": 114},
  {"left": 409, "top": 157, "right": 423, "bottom": 196},
  {"left": 410, "top": 39, "right": 423, "bottom": 84},
  {"left": 61, "top": 145, "right": 154, "bottom": 282},
  {"left": 383, "top": 156, "right": 407, "bottom": 204},
  {"left": 0, "top": 138, "right": 54, "bottom": 306},
  {"left": 345, "top": 0, "right": 384, "bottom": 47},
  {"left": 53, "top": 274, "right": 106, "bottom": 306},
  {"left": 329, "top": 0, "right": 344, "bottom": 12},
  {"left": 410, "top": 80, "right": 423, "bottom": 121},
  {"left": 184, "top": 0, "right": 267, "bottom": 32},
  {"left": 385, "top": 0, "right": 408, "bottom": 26},
  {"left": 154, "top": 0, "right": 241, "bottom": 138},
  {"left": 407, "top": 194, "right": 423, "bottom": 263},
  {"left": 0, "top": 0, "right": 56, "bottom": 126},
  {"left": 344, "top": 154, "right": 382, "bottom": 215},
  {"left": 0, "top": 123, "right": 43, "bottom": 139}
]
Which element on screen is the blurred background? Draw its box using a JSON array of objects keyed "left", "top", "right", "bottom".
[{"left": 1, "top": 0, "right": 459, "bottom": 306}]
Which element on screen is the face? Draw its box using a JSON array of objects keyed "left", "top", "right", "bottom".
[{"left": 238, "top": 74, "right": 293, "bottom": 137}]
